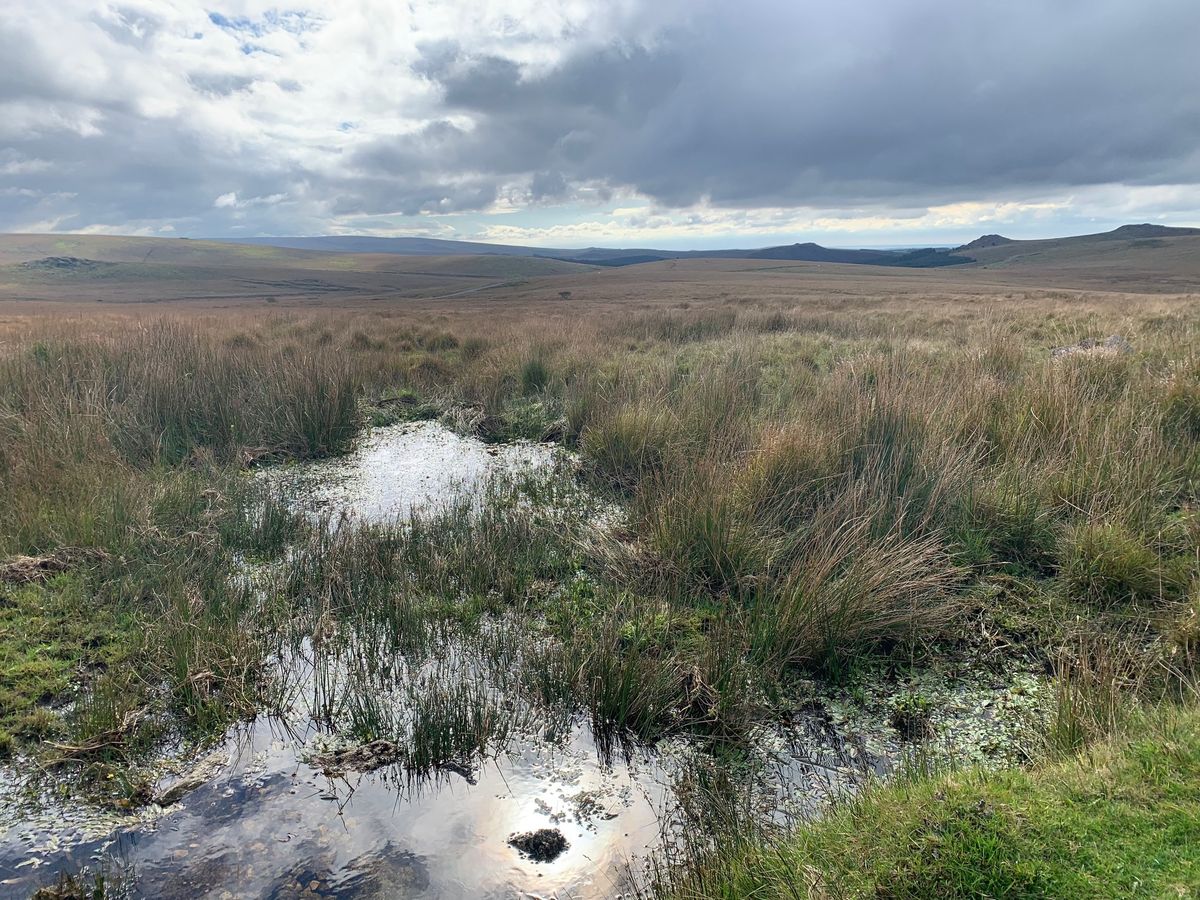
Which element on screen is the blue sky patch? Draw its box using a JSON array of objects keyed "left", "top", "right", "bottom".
[{"left": 208, "top": 10, "right": 323, "bottom": 39}]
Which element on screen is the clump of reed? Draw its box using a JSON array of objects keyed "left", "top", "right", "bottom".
[{"left": 0, "top": 320, "right": 358, "bottom": 554}]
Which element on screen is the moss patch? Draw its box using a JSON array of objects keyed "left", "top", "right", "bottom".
[{"left": 0, "top": 573, "right": 138, "bottom": 738}]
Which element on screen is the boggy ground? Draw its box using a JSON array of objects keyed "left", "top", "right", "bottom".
[{"left": 0, "top": 274, "right": 1198, "bottom": 897}]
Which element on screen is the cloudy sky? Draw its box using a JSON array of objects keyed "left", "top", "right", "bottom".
[{"left": 2, "top": 0, "right": 1198, "bottom": 248}]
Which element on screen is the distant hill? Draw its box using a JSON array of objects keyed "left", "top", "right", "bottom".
[
  {"left": 0, "top": 233, "right": 595, "bottom": 305},
  {"left": 5, "top": 223, "right": 1196, "bottom": 283},
  {"left": 937, "top": 223, "right": 1200, "bottom": 290},
  {"left": 1098, "top": 224, "right": 1200, "bottom": 240},
  {"left": 959, "top": 234, "right": 1013, "bottom": 251},
  {"left": 957, "top": 224, "right": 1200, "bottom": 255},
  {"left": 745, "top": 242, "right": 974, "bottom": 267},
  {"left": 580, "top": 254, "right": 675, "bottom": 267},
  {"left": 747, "top": 242, "right": 891, "bottom": 264},
  {"left": 219, "top": 235, "right": 978, "bottom": 269},
  {"left": 0, "top": 234, "right": 590, "bottom": 277},
  {"left": 561, "top": 222, "right": 1200, "bottom": 283}
]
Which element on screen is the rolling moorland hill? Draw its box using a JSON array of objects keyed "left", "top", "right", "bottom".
[
  {"left": 955, "top": 223, "right": 1200, "bottom": 261},
  {"left": 1, "top": 223, "right": 1197, "bottom": 307},
  {"left": 950, "top": 224, "right": 1200, "bottom": 290},
  {"left": 0, "top": 234, "right": 593, "bottom": 305},
  {"left": 0, "top": 234, "right": 591, "bottom": 276},
  {"left": 213, "top": 223, "right": 1200, "bottom": 275},
  {"left": 217, "top": 233, "right": 970, "bottom": 267}
]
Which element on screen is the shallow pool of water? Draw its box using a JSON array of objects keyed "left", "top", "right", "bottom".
[
  {"left": 0, "top": 423, "right": 1044, "bottom": 898},
  {"left": 2, "top": 716, "right": 672, "bottom": 898},
  {"left": 261, "top": 420, "right": 557, "bottom": 523}
]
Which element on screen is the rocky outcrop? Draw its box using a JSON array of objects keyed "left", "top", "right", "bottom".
[{"left": 19, "top": 257, "right": 107, "bottom": 271}]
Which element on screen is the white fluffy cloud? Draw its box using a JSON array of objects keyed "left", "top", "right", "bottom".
[{"left": 0, "top": 0, "right": 1197, "bottom": 244}]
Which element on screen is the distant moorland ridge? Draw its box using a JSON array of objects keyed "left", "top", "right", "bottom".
[{"left": 206, "top": 223, "right": 1200, "bottom": 269}]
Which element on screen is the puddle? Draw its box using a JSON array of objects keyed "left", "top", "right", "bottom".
[
  {"left": 0, "top": 423, "right": 1046, "bottom": 898},
  {"left": 2, "top": 715, "right": 670, "bottom": 899},
  {"left": 0, "top": 654, "right": 874, "bottom": 899},
  {"left": 261, "top": 421, "right": 557, "bottom": 523}
]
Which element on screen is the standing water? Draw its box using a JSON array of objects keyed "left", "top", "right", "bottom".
[
  {"left": 0, "top": 423, "right": 1042, "bottom": 898},
  {"left": 262, "top": 421, "right": 557, "bottom": 522}
]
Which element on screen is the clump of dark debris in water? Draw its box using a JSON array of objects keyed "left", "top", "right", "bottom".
[
  {"left": 31, "top": 871, "right": 109, "bottom": 900},
  {"left": 310, "top": 740, "right": 477, "bottom": 783},
  {"left": 889, "top": 691, "right": 935, "bottom": 741},
  {"left": 507, "top": 828, "right": 569, "bottom": 862}
]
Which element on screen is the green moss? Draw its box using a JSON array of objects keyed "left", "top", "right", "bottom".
[
  {"left": 0, "top": 574, "right": 138, "bottom": 737},
  {"left": 13, "top": 706, "right": 63, "bottom": 740}
]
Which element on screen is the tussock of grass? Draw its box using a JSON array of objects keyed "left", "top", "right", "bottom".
[
  {"left": 1060, "top": 522, "right": 1185, "bottom": 606},
  {"left": 580, "top": 403, "right": 677, "bottom": 491},
  {"left": 751, "top": 515, "right": 959, "bottom": 672}
]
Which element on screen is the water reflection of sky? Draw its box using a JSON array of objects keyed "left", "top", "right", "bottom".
[
  {"left": 260, "top": 420, "right": 558, "bottom": 524},
  {"left": 2, "top": 710, "right": 676, "bottom": 899}
]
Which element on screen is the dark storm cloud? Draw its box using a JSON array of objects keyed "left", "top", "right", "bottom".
[
  {"left": 345, "top": 41, "right": 681, "bottom": 199},
  {"left": 392, "top": 41, "right": 681, "bottom": 173},
  {"left": 381, "top": 0, "right": 1200, "bottom": 210},
  {"left": 530, "top": 170, "right": 568, "bottom": 201},
  {"left": 0, "top": 0, "right": 1197, "bottom": 234},
  {"left": 2, "top": 101, "right": 307, "bottom": 232}
]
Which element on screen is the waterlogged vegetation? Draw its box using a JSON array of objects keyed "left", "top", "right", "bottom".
[{"left": 0, "top": 292, "right": 1198, "bottom": 896}]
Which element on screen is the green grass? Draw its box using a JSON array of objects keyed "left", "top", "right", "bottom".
[
  {"left": 1059, "top": 522, "right": 1190, "bottom": 606},
  {"left": 664, "top": 708, "right": 1200, "bottom": 898}
]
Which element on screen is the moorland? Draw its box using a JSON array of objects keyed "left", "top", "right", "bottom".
[{"left": 0, "top": 229, "right": 1198, "bottom": 897}]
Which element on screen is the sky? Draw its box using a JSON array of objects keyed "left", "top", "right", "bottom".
[{"left": 1, "top": 0, "right": 1198, "bottom": 249}]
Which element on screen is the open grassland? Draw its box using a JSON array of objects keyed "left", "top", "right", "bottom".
[
  {"left": 0, "top": 233, "right": 594, "bottom": 307},
  {"left": 3, "top": 231, "right": 1200, "bottom": 314},
  {"left": 1, "top": 271, "right": 1198, "bottom": 894}
]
